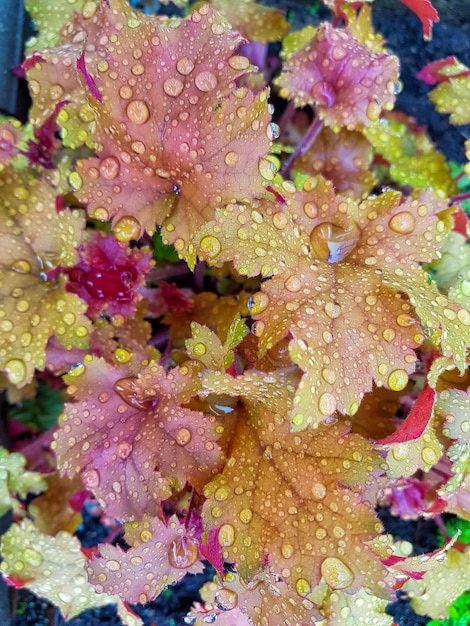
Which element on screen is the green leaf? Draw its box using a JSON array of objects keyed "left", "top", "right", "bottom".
[
  {"left": 0, "top": 448, "right": 46, "bottom": 517},
  {"left": 9, "top": 381, "right": 64, "bottom": 431}
]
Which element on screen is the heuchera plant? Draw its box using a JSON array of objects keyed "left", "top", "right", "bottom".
[{"left": 1, "top": 0, "right": 470, "bottom": 624}]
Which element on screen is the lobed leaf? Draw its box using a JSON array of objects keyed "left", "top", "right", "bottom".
[
  {"left": 0, "top": 448, "right": 46, "bottom": 517},
  {"left": 275, "top": 22, "right": 399, "bottom": 131},
  {"left": 437, "top": 387, "right": 470, "bottom": 492},
  {"left": 55, "top": 356, "right": 223, "bottom": 520},
  {"left": 201, "top": 370, "right": 388, "bottom": 600},
  {"left": 88, "top": 514, "right": 203, "bottom": 604},
  {"left": 0, "top": 167, "right": 91, "bottom": 387},
  {"left": 0, "top": 520, "right": 142, "bottom": 625}
]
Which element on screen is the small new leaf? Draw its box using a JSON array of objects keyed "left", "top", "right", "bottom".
[{"left": 0, "top": 448, "right": 46, "bottom": 517}]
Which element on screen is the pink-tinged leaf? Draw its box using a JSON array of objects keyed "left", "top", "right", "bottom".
[
  {"left": 275, "top": 22, "right": 399, "bottom": 130},
  {"left": 73, "top": 3, "right": 271, "bottom": 258},
  {"left": 55, "top": 357, "right": 223, "bottom": 520},
  {"left": 377, "top": 386, "right": 436, "bottom": 445},
  {"left": 76, "top": 51, "right": 102, "bottom": 102},
  {"left": 20, "top": 101, "right": 68, "bottom": 169},
  {"left": 88, "top": 514, "right": 204, "bottom": 604},
  {"left": 64, "top": 231, "right": 152, "bottom": 319},
  {"left": 417, "top": 56, "right": 461, "bottom": 85},
  {"left": 199, "top": 527, "right": 224, "bottom": 576},
  {"left": 381, "top": 476, "right": 446, "bottom": 519},
  {"left": 399, "top": 0, "right": 439, "bottom": 41}
]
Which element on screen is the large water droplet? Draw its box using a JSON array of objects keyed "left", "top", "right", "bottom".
[
  {"left": 113, "top": 216, "right": 141, "bottom": 242},
  {"left": 4, "top": 359, "right": 27, "bottom": 385},
  {"left": 218, "top": 524, "right": 235, "bottom": 547},
  {"left": 321, "top": 557, "right": 354, "bottom": 590},
  {"left": 126, "top": 100, "right": 150, "bottom": 124},
  {"left": 310, "top": 222, "right": 359, "bottom": 262},
  {"left": 175, "top": 427, "right": 192, "bottom": 446},
  {"left": 387, "top": 369, "right": 408, "bottom": 391},
  {"left": 195, "top": 71, "right": 217, "bottom": 92},
  {"left": 99, "top": 156, "right": 120, "bottom": 180},
  {"left": 295, "top": 578, "right": 311, "bottom": 596},
  {"left": 200, "top": 235, "right": 221, "bottom": 259},
  {"left": 176, "top": 58, "right": 194, "bottom": 76},
  {"left": 388, "top": 211, "right": 416, "bottom": 235},
  {"left": 248, "top": 292, "right": 269, "bottom": 315},
  {"left": 163, "top": 78, "right": 184, "bottom": 97},
  {"left": 228, "top": 55, "right": 250, "bottom": 71},
  {"left": 81, "top": 468, "right": 100, "bottom": 489},
  {"left": 113, "top": 377, "right": 158, "bottom": 411},
  {"left": 116, "top": 441, "right": 133, "bottom": 459},
  {"left": 168, "top": 535, "right": 199, "bottom": 569}
]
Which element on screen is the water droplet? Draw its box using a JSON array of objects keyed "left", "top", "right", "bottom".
[
  {"left": 396, "top": 313, "right": 414, "bottom": 327},
  {"left": 140, "top": 529, "right": 153, "bottom": 542},
  {"left": 23, "top": 548, "right": 43, "bottom": 567},
  {"left": 105, "top": 559, "right": 121, "bottom": 571},
  {"left": 387, "top": 369, "right": 408, "bottom": 391},
  {"left": 295, "top": 578, "right": 311, "bottom": 596},
  {"left": 126, "top": 100, "right": 150, "bottom": 124},
  {"left": 218, "top": 524, "right": 235, "bottom": 547},
  {"left": 215, "top": 588, "right": 238, "bottom": 611},
  {"left": 119, "top": 85, "right": 133, "bottom": 100},
  {"left": 321, "top": 368, "right": 336, "bottom": 384},
  {"left": 68, "top": 363, "right": 85, "bottom": 377},
  {"left": 99, "top": 156, "right": 120, "bottom": 180},
  {"left": 200, "top": 235, "right": 221, "bottom": 259},
  {"left": 310, "top": 222, "right": 359, "bottom": 262},
  {"left": 382, "top": 328, "right": 396, "bottom": 342},
  {"left": 239, "top": 508, "right": 253, "bottom": 524},
  {"left": 193, "top": 342, "right": 207, "bottom": 356},
  {"left": 11, "top": 259, "right": 31, "bottom": 273},
  {"left": 94, "top": 207, "right": 109, "bottom": 222},
  {"left": 281, "top": 543, "right": 294, "bottom": 559},
  {"left": 214, "top": 486, "right": 229, "bottom": 501},
  {"left": 176, "top": 58, "right": 194, "bottom": 75},
  {"left": 248, "top": 292, "right": 269, "bottom": 315},
  {"left": 168, "top": 535, "right": 199, "bottom": 569},
  {"left": 113, "top": 216, "right": 141, "bottom": 242},
  {"left": 175, "top": 427, "right": 192, "bottom": 446},
  {"left": 113, "top": 377, "right": 157, "bottom": 411},
  {"left": 224, "top": 151, "right": 239, "bottom": 166},
  {"left": 284, "top": 276, "right": 302, "bottom": 293},
  {"left": 114, "top": 348, "right": 131, "bottom": 363},
  {"left": 267, "top": 122, "right": 280, "bottom": 141},
  {"left": 366, "top": 100, "right": 381, "bottom": 122},
  {"left": 81, "top": 468, "right": 100, "bottom": 489},
  {"left": 4, "top": 359, "right": 27, "bottom": 385},
  {"left": 258, "top": 158, "right": 277, "bottom": 180},
  {"left": 421, "top": 446, "right": 438, "bottom": 465},
  {"left": 228, "top": 55, "right": 250, "bottom": 70},
  {"left": 321, "top": 557, "right": 354, "bottom": 590},
  {"left": 311, "top": 483, "right": 326, "bottom": 500},
  {"left": 392, "top": 443, "right": 408, "bottom": 461},
  {"left": 324, "top": 302, "right": 340, "bottom": 319},
  {"left": 388, "top": 211, "right": 416, "bottom": 235},
  {"left": 163, "top": 78, "right": 184, "bottom": 97},
  {"left": 195, "top": 71, "right": 217, "bottom": 92},
  {"left": 0, "top": 320, "right": 13, "bottom": 332},
  {"left": 116, "top": 442, "right": 133, "bottom": 459}
]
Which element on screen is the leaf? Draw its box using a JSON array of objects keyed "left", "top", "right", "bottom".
[
  {"left": 29, "top": 472, "right": 84, "bottom": 535},
  {"left": 55, "top": 356, "right": 223, "bottom": 520},
  {"left": 319, "top": 587, "right": 393, "bottom": 626},
  {"left": 437, "top": 387, "right": 470, "bottom": 492},
  {"left": 186, "top": 314, "right": 248, "bottom": 370},
  {"left": 200, "top": 370, "right": 388, "bottom": 600},
  {"left": 71, "top": 3, "right": 271, "bottom": 259},
  {"left": 0, "top": 167, "right": 91, "bottom": 387},
  {"left": 399, "top": 0, "right": 439, "bottom": 41},
  {"left": 24, "top": 0, "right": 99, "bottom": 54},
  {"left": 0, "top": 448, "right": 46, "bottom": 517},
  {"left": 363, "top": 114, "right": 458, "bottom": 197},
  {"left": 9, "top": 380, "right": 64, "bottom": 431},
  {"left": 275, "top": 22, "right": 399, "bottom": 131},
  {"left": 203, "top": 0, "right": 289, "bottom": 43},
  {"left": 404, "top": 549, "right": 470, "bottom": 620},
  {"left": 377, "top": 386, "right": 436, "bottom": 445},
  {"left": 88, "top": 514, "right": 203, "bottom": 604},
  {"left": 425, "top": 231, "right": 470, "bottom": 301},
  {"left": 419, "top": 57, "right": 470, "bottom": 125},
  {"left": 0, "top": 519, "right": 142, "bottom": 625},
  {"left": 196, "top": 178, "right": 461, "bottom": 429},
  {"left": 64, "top": 231, "right": 153, "bottom": 319},
  {"left": 293, "top": 126, "right": 376, "bottom": 200}
]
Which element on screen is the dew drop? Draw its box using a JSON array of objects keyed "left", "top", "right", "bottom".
[
  {"left": 228, "top": 55, "right": 250, "bottom": 70},
  {"left": 176, "top": 58, "right": 194, "bottom": 75},
  {"left": 193, "top": 342, "right": 207, "bottom": 356},
  {"left": 99, "top": 156, "right": 120, "bottom": 180},
  {"left": 11, "top": 259, "right": 32, "bottom": 273},
  {"left": 396, "top": 313, "right": 414, "bottom": 327},
  {"left": 81, "top": 468, "right": 100, "bottom": 489},
  {"left": 267, "top": 122, "right": 280, "bottom": 141},
  {"left": 68, "top": 363, "right": 85, "bottom": 377},
  {"left": 113, "top": 377, "right": 157, "bottom": 411},
  {"left": 239, "top": 508, "right": 253, "bottom": 524},
  {"left": 366, "top": 100, "right": 381, "bottom": 122},
  {"left": 175, "top": 427, "right": 192, "bottom": 446},
  {"left": 321, "top": 557, "right": 354, "bottom": 590},
  {"left": 126, "top": 100, "right": 150, "bottom": 124},
  {"left": 163, "top": 78, "right": 184, "bottom": 97},
  {"left": 4, "top": 359, "right": 27, "bottom": 385},
  {"left": 113, "top": 216, "right": 141, "bottom": 242},
  {"left": 324, "top": 302, "right": 340, "bottom": 319},
  {"left": 421, "top": 446, "right": 438, "bottom": 465},
  {"left": 94, "top": 207, "right": 109, "bottom": 222},
  {"left": 281, "top": 543, "right": 294, "bottom": 559},
  {"left": 119, "top": 85, "right": 133, "bottom": 100},
  {"left": 388, "top": 211, "right": 416, "bottom": 235},
  {"left": 105, "top": 559, "right": 121, "bottom": 571},
  {"left": 310, "top": 222, "right": 359, "bottom": 262},
  {"left": 295, "top": 578, "right": 311, "bottom": 596},
  {"left": 168, "top": 535, "right": 199, "bottom": 569},
  {"left": 248, "top": 292, "right": 269, "bottom": 315},
  {"left": 387, "top": 369, "right": 408, "bottom": 391},
  {"left": 258, "top": 158, "right": 276, "bottom": 180},
  {"left": 391, "top": 444, "right": 408, "bottom": 461},
  {"left": 214, "top": 486, "right": 229, "bottom": 501},
  {"left": 224, "top": 151, "right": 239, "bottom": 166},
  {"left": 200, "top": 235, "right": 221, "bottom": 259},
  {"left": 195, "top": 71, "right": 217, "bottom": 92},
  {"left": 116, "top": 441, "right": 133, "bottom": 459},
  {"left": 114, "top": 348, "right": 131, "bottom": 363},
  {"left": 0, "top": 320, "right": 13, "bottom": 332},
  {"left": 140, "top": 529, "right": 153, "bottom": 542},
  {"left": 321, "top": 368, "right": 336, "bottom": 385},
  {"left": 382, "top": 328, "right": 396, "bottom": 342},
  {"left": 23, "top": 548, "right": 43, "bottom": 567},
  {"left": 215, "top": 588, "right": 238, "bottom": 611},
  {"left": 284, "top": 275, "right": 302, "bottom": 293},
  {"left": 311, "top": 482, "right": 326, "bottom": 500},
  {"left": 218, "top": 524, "right": 235, "bottom": 547}
]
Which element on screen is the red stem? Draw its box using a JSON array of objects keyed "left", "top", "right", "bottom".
[
  {"left": 280, "top": 115, "right": 324, "bottom": 178},
  {"left": 451, "top": 192, "right": 470, "bottom": 204}
]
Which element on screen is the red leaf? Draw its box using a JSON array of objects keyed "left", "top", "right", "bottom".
[
  {"left": 399, "top": 0, "right": 439, "bottom": 40},
  {"left": 453, "top": 208, "right": 469, "bottom": 239},
  {"left": 417, "top": 56, "right": 459, "bottom": 84},
  {"left": 377, "top": 386, "right": 436, "bottom": 445},
  {"left": 199, "top": 527, "right": 224, "bottom": 576},
  {"left": 76, "top": 51, "right": 102, "bottom": 103}
]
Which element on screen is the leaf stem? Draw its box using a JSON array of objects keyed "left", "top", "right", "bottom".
[
  {"left": 280, "top": 115, "right": 324, "bottom": 178},
  {"left": 451, "top": 192, "right": 470, "bottom": 204}
]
